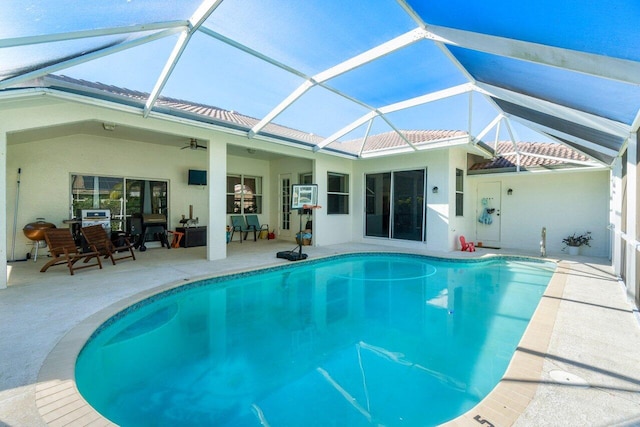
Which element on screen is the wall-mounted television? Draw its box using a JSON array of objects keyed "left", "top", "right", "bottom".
[{"left": 188, "top": 169, "right": 207, "bottom": 186}]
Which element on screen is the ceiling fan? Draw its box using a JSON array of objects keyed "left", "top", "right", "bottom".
[{"left": 181, "top": 138, "right": 207, "bottom": 150}]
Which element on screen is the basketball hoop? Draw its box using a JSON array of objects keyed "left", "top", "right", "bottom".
[{"left": 302, "top": 204, "right": 321, "bottom": 210}]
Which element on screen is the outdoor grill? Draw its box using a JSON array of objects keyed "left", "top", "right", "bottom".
[
  {"left": 22, "top": 218, "right": 56, "bottom": 261},
  {"left": 136, "top": 213, "right": 170, "bottom": 251}
]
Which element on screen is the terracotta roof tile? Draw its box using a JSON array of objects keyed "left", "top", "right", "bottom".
[
  {"left": 329, "top": 130, "right": 468, "bottom": 154},
  {"left": 39, "top": 76, "right": 590, "bottom": 165},
  {"left": 469, "top": 141, "right": 592, "bottom": 171}
]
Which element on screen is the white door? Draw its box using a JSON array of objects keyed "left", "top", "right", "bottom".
[
  {"left": 476, "top": 182, "right": 501, "bottom": 246},
  {"left": 279, "top": 174, "right": 292, "bottom": 238}
]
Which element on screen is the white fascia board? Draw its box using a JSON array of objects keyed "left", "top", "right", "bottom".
[
  {"left": 474, "top": 82, "right": 630, "bottom": 138},
  {"left": 0, "top": 21, "right": 188, "bottom": 49},
  {"left": 360, "top": 146, "right": 414, "bottom": 158},
  {"left": 144, "top": 30, "right": 191, "bottom": 117},
  {"left": 359, "top": 135, "right": 470, "bottom": 158},
  {"left": 0, "top": 28, "right": 182, "bottom": 89},
  {"left": 509, "top": 116, "right": 618, "bottom": 161},
  {"left": 426, "top": 24, "right": 640, "bottom": 85},
  {"left": 313, "top": 28, "right": 427, "bottom": 83}
]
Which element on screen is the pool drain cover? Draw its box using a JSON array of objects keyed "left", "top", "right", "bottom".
[{"left": 549, "top": 370, "right": 590, "bottom": 388}]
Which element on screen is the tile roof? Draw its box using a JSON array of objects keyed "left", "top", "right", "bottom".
[
  {"left": 20, "top": 75, "right": 596, "bottom": 167},
  {"left": 328, "top": 129, "right": 469, "bottom": 155},
  {"left": 40, "top": 74, "right": 327, "bottom": 147},
  {"left": 469, "top": 141, "right": 594, "bottom": 172}
]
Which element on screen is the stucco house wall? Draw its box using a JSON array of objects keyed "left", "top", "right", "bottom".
[
  {"left": 467, "top": 169, "right": 610, "bottom": 257},
  {"left": 2, "top": 93, "right": 613, "bottom": 290},
  {"left": 351, "top": 149, "right": 453, "bottom": 252}
]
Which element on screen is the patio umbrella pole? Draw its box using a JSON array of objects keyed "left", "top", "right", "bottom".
[{"left": 9, "top": 168, "right": 24, "bottom": 262}]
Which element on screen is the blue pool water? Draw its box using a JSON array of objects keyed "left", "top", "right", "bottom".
[{"left": 75, "top": 253, "right": 555, "bottom": 426}]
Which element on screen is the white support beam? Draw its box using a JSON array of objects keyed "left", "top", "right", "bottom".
[
  {"left": 143, "top": 0, "right": 222, "bottom": 117},
  {"left": 625, "top": 132, "right": 637, "bottom": 296},
  {"left": 189, "top": 0, "right": 224, "bottom": 28},
  {"left": 475, "top": 114, "right": 503, "bottom": 142},
  {"left": 503, "top": 116, "right": 521, "bottom": 172},
  {"left": 248, "top": 28, "right": 426, "bottom": 139},
  {"left": 0, "top": 28, "right": 182, "bottom": 90},
  {"left": 314, "top": 83, "right": 472, "bottom": 152},
  {"left": 0, "top": 21, "right": 188, "bottom": 49},
  {"left": 358, "top": 119, "right": 375, "bottom": 157},
  {"left": 474, "top": 82, "right": 631, "bottom": 138},
  {"left": 248, "top": 80, "right": 316, "bottom": 138},
  {"left": 313, "top": 28, "right": 427, "bottom": 83},
  {"left": 0, "top": 128, "right": 6, "bottom": 289},
  {"left": 198, "top": 26, "right": 307, "bottom": 79},
  {"left": 380, "top": 115, "right": 417, "bottom": 150},
  {"left": 426, "top": 24, "right": 640, "bottom": 85},
  {"left": 314, "top": 111, "right": 378, "bottom": 152},
  {"left": 378, "top": 83, "right": 472, "bottom": 115},
  {"left": 611, "top": 156, "right": 623, "bottom": 273},
  {"left": 493, "top": 118, "right": 501, "bottom": 154},
  {"left": 143, "top": 30, "right": 191, "bottom": 117}
]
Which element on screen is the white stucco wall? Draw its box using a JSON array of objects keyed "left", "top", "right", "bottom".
[
  {"left": 314, "top": 155, "right": 353, "bottom": 246},
  {"left": 352, "top": 149, "right": 453, "bottom": 252},
  {"left": 1, "top": 92, "right": 614, "bottom": 291},
  {"left": 6, "top": 134, "right": 218, "bottom": 258},
  {"left": 269, "top": 156, "right": 314, "bottom": 241},
  {"left": 468, "top": 169, "right": 611, "bottom": 257}
]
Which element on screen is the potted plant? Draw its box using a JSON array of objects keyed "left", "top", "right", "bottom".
[{"left": 562, "top": 232, "right": 592, "bottom": 255}]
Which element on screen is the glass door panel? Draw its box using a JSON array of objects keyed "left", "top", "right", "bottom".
[
  {"left": 392, "top": 169, "right": 425, "bottom": 241},
  {"left": 365, "top": 172, "right": 391, "bottom": 237}
]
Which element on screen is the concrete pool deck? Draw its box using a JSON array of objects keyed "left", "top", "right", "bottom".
[{"left": 2, "top": 241, "right": 639, "bottom": 426}]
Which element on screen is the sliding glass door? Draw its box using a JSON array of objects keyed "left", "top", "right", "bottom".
[
  {"left": 365, "top": 169, "right": 426, "bottom": 241},
  {"left": 392, "top": 169, "right": 425, "bottom": 241},
  {"left": 365, "top": 173, "right": 391, "bottom": 237}
]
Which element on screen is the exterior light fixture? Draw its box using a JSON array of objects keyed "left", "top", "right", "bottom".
[
  {"left": 507, "top": 188, "right": 513, "bottom": 195},
  {"left": 432, "top": 186, "right": 438, "bottom": 194},
  {"left": 102, "top": 122, "right": 116, "bottom": 131}
]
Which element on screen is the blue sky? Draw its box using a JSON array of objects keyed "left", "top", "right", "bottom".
[{"left": 16, "top": 0, "right": 555, "bottom": 143}]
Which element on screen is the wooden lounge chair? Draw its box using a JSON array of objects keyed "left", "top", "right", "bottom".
[
  {"left": 245, "top": 214, "right": 269, "bottom": 240},
  {"left": 81, "top": 225, "right": 136, "bottom": 265},
  {"left": 40, "top": 228, "right": 103, "bottom": 275}
]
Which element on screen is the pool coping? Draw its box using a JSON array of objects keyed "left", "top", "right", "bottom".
[{"left": 35, "top": 254, "right": 565, "bottom": 427}]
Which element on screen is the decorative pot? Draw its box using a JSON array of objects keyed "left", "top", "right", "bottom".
[{"left": 567, "top": 246, "right": 580, "bottom": 256}]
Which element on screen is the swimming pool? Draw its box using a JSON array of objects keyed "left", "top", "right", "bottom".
[{"left": 75, "top": 253, "right": 555, "bottom": 426}]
